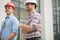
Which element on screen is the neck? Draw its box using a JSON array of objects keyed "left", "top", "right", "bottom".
[
  {"left": 7, "top": 13, "right": 12, "bottom": 16},
  {"left": 28, "top": 9, "right": 35, "bottom": 14}
]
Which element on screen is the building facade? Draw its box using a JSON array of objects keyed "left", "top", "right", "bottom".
[{"left": 0, "top": 0, "right": 60, "bottom": 40}]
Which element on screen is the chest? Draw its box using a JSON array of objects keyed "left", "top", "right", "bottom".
[
  {"left": 3, "top": 19, "right": 12, "bottom": 28},
  {"left": 25, "top": 16, "right": 35, "bottom": 24}
]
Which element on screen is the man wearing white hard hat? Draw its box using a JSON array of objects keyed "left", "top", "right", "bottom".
[{"left": 19, "top": 0, "right": 42, "bottom": 40}]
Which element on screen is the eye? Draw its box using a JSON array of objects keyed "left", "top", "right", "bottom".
[
  {"left": 26, "top": 3, "right": 31, "bottom": 6},
  {"left": 8, "top": 7, "right": 11, "bottom": 9},
  {"left": 5, "top": 6, "right": 11, "bottom": 9}
]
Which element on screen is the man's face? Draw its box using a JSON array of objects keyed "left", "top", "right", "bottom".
[
  {"left": 5, "top": 6, "right": 14, "bottom": 15},
  {"left": 25, "top": 3, "right": 35, "bottom": 11}
]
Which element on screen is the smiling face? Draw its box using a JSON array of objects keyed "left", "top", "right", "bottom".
[{"left": 5, "top": 6, "right": 14, "bottom": 15}]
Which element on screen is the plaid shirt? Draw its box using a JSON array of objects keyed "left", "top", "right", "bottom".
[{"left": 24, "top": 11, "right": 42, "bottom": 38}]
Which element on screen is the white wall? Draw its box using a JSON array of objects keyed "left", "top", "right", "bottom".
[
  {"left": 0, "top": 0, "right": 11, "bottom": 30},
  {"left": 40, "top": 0, "right": 54, "bottom": 40}
]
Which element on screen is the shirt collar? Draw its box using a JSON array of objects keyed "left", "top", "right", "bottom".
[
  {"left": 29, "top": 10, "right": 36, "bottom": 16},
  {"left": 5, "top": 14, "right": 13, "bottom": 19}
]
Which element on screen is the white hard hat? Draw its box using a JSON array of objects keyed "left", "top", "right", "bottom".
[{"left": 24, "top": 0, "right": 37, "bottom": 5}]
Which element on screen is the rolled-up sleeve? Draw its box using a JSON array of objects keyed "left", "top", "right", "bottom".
[{"left": 12, "top": 18, "right": 19, "bottom": 35}]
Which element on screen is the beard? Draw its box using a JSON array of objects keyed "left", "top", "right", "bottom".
[{"left": 26, "top": 8, "right": 32, "bottom": 12}]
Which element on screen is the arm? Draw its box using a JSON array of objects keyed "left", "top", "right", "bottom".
[
  {"left": 6, "top": 32, "right": 16, "bottom": 40},
  {"left": 20, "top": 24, "right": 31, "bottom": 34},
  {"left": 20, "top": 23, "right": 41, "bottom": 34},
  {"left": 27, "top": 15, "right": 41, "bottom": 32},
  {"left": 20, "top": 14, "right": 42, "bottom": 33},
  {"left": 6, "top": 19, "right": 19, "bottom": 40},
  {"left": 0, "top": 21, "right": 5, "bottom": 38}
]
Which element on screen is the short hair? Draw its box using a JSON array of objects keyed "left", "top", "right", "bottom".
[{"left": 31, "top": 3, "right": 37, "bottom": 8}]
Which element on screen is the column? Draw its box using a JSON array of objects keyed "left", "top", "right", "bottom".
[
  {"left": 40, "top": 0, "right": 54, "bottom": 40},
  {"left": 0, "top": 0, "right": 11, "bottom": 30}
]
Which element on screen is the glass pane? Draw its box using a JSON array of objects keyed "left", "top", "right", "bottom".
[
  {"left": 59, "top": 16, "right": 60, "bottom": 34},
  {"left": 53, "top": 24, "right": 57, "bottom": 32},
  {"left": 36, "top": 6, "right": 40, "bottom": 13},
  {"left": 58, "top": 0, "right": 60, "bottom": 7},
  {"left": 53, "top": 16, "right": 57, "bottom": 24},
  {"left": 20, "top": 2, "right": 25, "bottom": 9},
  {"left": 53, "top": 10, "right": 57, "bottom": 15},
  {"left": 52, "top": 0, "right": 57, "bottom": 9},
  {"left": 20, "top": 9, "right": 28, "bottom": 19},
  {"left": 20, "top": 0, "right": 25, "bottom": 2},
  {"left": 12, "top": 1, "right": 20, "bottom": 8},
  {"left": 59, "top": 11, "right": 60, "bottom": 16},
  {"left": 53, "top": 10, "right": 57, "bottom": 24},
  {"left": 59, "top": 24, "right": 60, "bottom": 33}
]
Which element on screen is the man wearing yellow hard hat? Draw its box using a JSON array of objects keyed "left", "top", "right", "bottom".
[
  {"left": 19, "top": 0, "right": 42, "bottom": 40},
  {"left": 0, "top": 2, "right": 19, "bottom": 40}
]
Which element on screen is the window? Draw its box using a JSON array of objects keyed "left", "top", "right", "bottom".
[
  {"left": 52, "top": 0, "right": 60, "bottom": 40},
  {"left": 20, "top": 0, "right": 25, "bottom": 2}
]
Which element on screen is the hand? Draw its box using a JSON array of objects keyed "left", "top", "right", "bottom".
[
  {"left": 21, "top": 29, "right": 28, "bottom": 34},
  {"left": 6, "top": 38, "right": 11, "bottom": 40},
  {"left": 21, "top": 24, "right": 31, "bottom": 34},
  {"left": 34, "top": 24, "right": 41, "bottom": 30},
  {"left": 19, "top": 24, "right": 31, "bottom": 34},
  {"left": 19, "top": 24, "right": 25, "bottom": 28}
]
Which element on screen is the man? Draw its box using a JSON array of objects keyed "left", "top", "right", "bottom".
[
  {"left": 19, "top": 0, "right": 42, "bottom": 40},
  {"left": 0, "top": 2, "right": 19, "bottom": 40}
]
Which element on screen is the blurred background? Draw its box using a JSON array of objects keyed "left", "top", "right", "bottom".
[{"left": 0, "top": 0, "right": 60, "bottom": 40}]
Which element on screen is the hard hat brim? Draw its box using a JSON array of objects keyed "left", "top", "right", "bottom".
[
  {"left": 5, "top": 5, "right": 15, "bottom": 10},
  {"left": 5, "top": 2, "right": 15, "bottom": 10},
  {"left": 24, "top": 2, "right": 37, "bottom": 6}
]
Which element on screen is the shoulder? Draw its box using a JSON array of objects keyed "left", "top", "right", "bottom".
[
  {"left": 33, "top": 12, "right": 41, "bottom": 18},
  {"left": 34, "top": 12, "right": 41, "bottom": 17},
  {"left": 11, "top": 16, "right": 19, "bottom": 23},
  {"left": 25, "top": 15, "right": 30, "bottom": 20}
]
